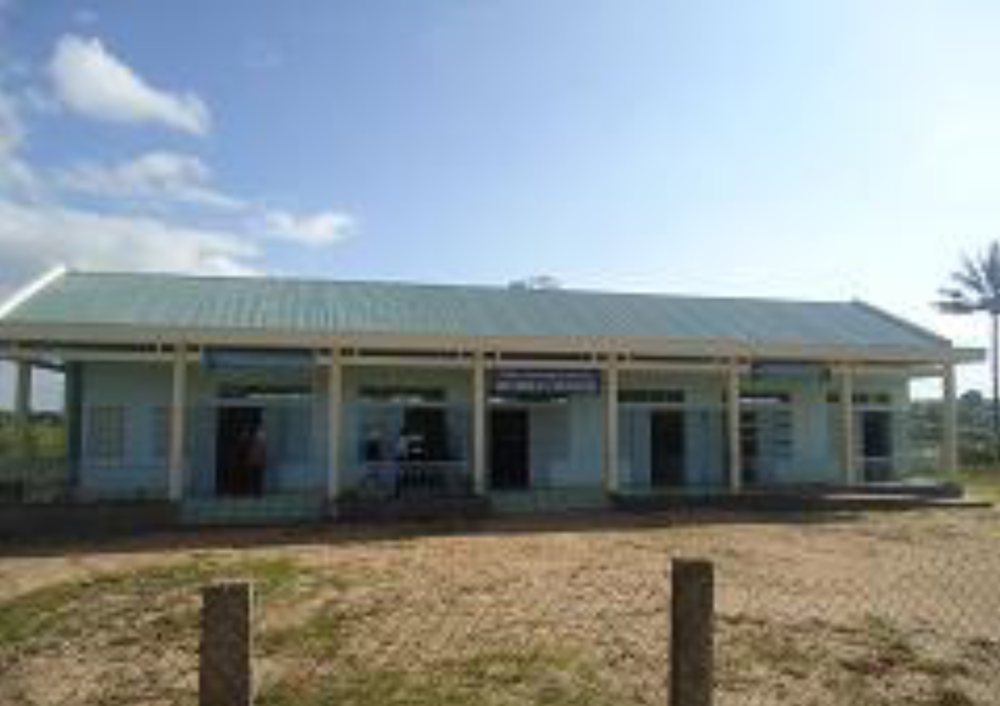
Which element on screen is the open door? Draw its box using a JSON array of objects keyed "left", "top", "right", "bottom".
[
  {"left": 490, "top": 408, "right": 530, "bottom": 490},
  {"left": 861, "top": 410, "right": 893, "bottom": 482},
  {"left": 650, "top": 410, "right": 686, "bottom": 487},
  {"left": 216, "top": 406, "right": 265, "bottom": 497}
]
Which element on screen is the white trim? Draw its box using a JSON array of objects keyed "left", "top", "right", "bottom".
[
  {"left": 839, "top": 367, "right": 857, "bottom": 485},
  {"left": 167, "top": 344, "right": 187, "bottom": 501},
  {"left": 472, "top": 354, "right": 487, "bottom": 495},
  {"left": 327, "top": 349, "right": 344, "bottom": 502},
  {"left": 941, "top": 362, "right": 958, "bottom": 475},
  {"left": 727, "top": 364, "right": 742, "bottom": 492},
  {"left": 0, "top": 265, "right": 67, "bottom": 321},
  {"left": 603, "top": 363, "right": 620, "bottom": 493}
]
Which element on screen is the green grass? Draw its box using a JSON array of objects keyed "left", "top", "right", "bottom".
[
  {"left": 953, "top": 467, "right": 1000, "bottom": 501},
  {"left": 258, "top": 647, "right": 618, "bottom": 706},
  {"left": 0, "top": 555, "right": 303, "bottom": 653}
]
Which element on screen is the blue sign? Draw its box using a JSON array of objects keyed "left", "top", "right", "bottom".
[
  {"left": 491, "top": 369, "right": 601, "bottom": 396},
  {"left": 203, "top": 348, "right": 315, "bottom": 372}
]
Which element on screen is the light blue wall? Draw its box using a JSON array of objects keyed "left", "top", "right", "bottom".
[
  {"left": 338, "top": 366, "right": 473, "bottom": 489},
  {"left": 76, "top": 360, "right": 913, "bottom": 499},
  {"left": 78, "top": 361, "right": 171, "bottom": 498}
]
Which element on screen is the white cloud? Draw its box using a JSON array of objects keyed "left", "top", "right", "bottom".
[
  {"left": 264, "top": 209, "right": 358, "bottom": 246},
  {"left": 49, "top": 35, "right": 210, "bottom": 135},
  {"left": 0, "top": 90, "right": 37, "bottom": 196},
  {"left": 0, "top": 198, "right": 259, "bottom": 286},
  {"left": 57, "top": 151, "right": 244, "bottom": 209}
]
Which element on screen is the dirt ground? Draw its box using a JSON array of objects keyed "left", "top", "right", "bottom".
[{"left": 1, "top": 507, "right": 998, "bottom": 706}]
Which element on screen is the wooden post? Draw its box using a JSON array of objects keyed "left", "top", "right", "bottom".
[
  {"left": 603, "top": 361, "right": 620, "bottom": 494},
  {"left": 327, "top": 348, "right": 344, "bottom": 502},
  {"left": 200, "top": 582, "right": 253, "bottom": 706},
  {"left": 168, "top": 344, "right": 187, "bottom": 502},
  {"left": 840, "top": 366, "right": 857, "bottom": 485},
  {"left": 472, "top": 353, "right": 487, "bottom": 495},
  {"left": 941, "top": 362, "right": 958, "bottom": 475},
  {"left": 726, "top": 365, "right": 742, "bottom": 492},
  {"left": 670, "top": 559, "right": 715, "bottom": 706}
]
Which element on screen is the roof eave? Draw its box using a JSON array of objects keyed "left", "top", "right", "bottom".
[{"left": 0, "top": 320, "right": 964, "bottom": 366}]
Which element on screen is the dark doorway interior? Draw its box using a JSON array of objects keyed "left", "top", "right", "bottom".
[
  {"left": 216, "top": 406, "right": 265, "bottom": 497},
  {"left": 650, "top": 410, "right": 686, "bottom": 487},
  {"left": 490, "top": 408, "right": 530, "bottom": 490},
  {"left": 401, "top": 407, "right": 450, "bottom": 461},
  {"left": 861, "top": 410, "right": 893, "bottom": 481}
]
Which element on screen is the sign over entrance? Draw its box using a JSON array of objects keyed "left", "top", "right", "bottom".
[
  {"left": 203, "top": 348, "right": 315, "bottom": 372},
  {"left": 490, "top": 369, "right": 601, "bottom": 396}
]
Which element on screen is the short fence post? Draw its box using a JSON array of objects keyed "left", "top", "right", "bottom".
[
  {"left": 200, "top": 581, "right": 254, "bottom": 706},
  {"left": 670, "top": 559, "right": 715, "bottom": 706}
]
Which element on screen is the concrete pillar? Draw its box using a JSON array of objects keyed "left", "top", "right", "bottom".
[
  {"left": 941, "top": 361, "right": 958, "bottom": 475},
  {"left": 13, "top": 360, "right": 32, "bottom": 459},
  {"left": 327, "top": 349, "right": 343, "bottom": 502},
  {"left": 840, "top": 366, "right": 857, "bottom": 485},
  {"left": 472, "top": 354, "right": 487, "bottom": 495},
  {"left": 726, "top": 364, "right": 742, "bottom": 492},
  {"left": 168, "top": 345, "right": 187, "bottom": 502},
  {"left": 603, "top": 362, "right": 620, "bottom": 494}
]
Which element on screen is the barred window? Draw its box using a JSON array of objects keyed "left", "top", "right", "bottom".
[{"left": 88, "top": 406, "right": 125, "bottom": 462}]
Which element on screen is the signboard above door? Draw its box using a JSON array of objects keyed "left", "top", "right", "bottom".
[
  {"left": 490, "top": 369, "right": 601, "bottom": 396},
  {"left": 202, "top": 348, "right": 315, "bottom": 372}
]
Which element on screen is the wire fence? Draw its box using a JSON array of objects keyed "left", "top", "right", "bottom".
[{"left": 0, "top": 508, "right": 998, "bottom": 706}]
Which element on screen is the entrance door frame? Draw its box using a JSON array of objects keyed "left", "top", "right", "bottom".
[
  {"left": 650, "top": 409, "right": 686, "bottom": 488},
  {"left": 215, "top": 404, "right": 266, "bottom": 498},
  {"left": 488, "top": 405, "right": 531, "bottom": 490}
]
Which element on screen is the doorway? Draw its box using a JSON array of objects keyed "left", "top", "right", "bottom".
[
  {"left": 401, "top": 407, "right": 450, "bottom": 461},
  {"left": 650, "top": 410, "right": 686, "bottom": 487},
  {"left": 861, "top": 410, "right": 893, "bottom": 481},
  {"left": 216, "top": 406, "right": 265, "bottom": 497},
  {"left": 490, "top": 408, "right": 530, "bottom": 490}
]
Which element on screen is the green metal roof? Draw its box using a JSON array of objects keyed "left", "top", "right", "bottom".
[{"left": 0, "top": 270, "right": 948, "bottom": 352}]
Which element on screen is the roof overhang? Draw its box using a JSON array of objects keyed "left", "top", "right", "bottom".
[{"left": 0, "top": 320, "right": 974, "bottom": 368}]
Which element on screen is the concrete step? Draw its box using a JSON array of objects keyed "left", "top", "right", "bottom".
[{"left": 181, "top": 495, "right": 326, "bottom": 526}]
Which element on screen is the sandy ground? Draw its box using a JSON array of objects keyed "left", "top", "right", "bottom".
[{"left": 1, "top": 507, "right": 998, "bottom": 705}]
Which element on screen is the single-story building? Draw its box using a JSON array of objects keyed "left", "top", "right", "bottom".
[{"left": 0, "top": 267, "right": 980, "bottom": 522}]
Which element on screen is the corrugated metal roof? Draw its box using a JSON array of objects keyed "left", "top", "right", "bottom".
[{"left": 0, "top": 270, "right": 948, "bottom": 352}]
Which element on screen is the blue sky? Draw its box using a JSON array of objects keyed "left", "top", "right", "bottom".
[{"left": 2, "top": 0, "right": 1000, "bottom": 406}]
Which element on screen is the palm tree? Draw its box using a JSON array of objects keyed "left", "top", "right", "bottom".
[{"left": 937, "top": 242, "right": 1000, "bottom": 457}]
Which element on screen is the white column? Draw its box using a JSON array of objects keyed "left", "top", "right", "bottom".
[
  {"left": 603, "top": 362, "right": 620, "bottom": 494},
  {"left": 840, "top": 366, "right": 857, "bottom": 485},
  {"left": 727, "top": 363, "right": 742, "bottom": 492},
  {"left": 168, "top": 345, "right": 188, "bottom": 502},
  {"left": 327, "top": 348, "right": 344, "bottom": 502},
  {"left": 14, "top": 360, "right": 32, "bottom": 457},
  {"left": 941, "top": 361, "right": 958, "bottom": 475},
  {"left": 472, "top": 354, "right": 487, "bottom": 495}
]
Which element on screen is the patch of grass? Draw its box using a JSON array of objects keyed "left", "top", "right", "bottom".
[
  {"left": 0, "top": 554, "right": 306, "bottom": 653},
  {"left": 259, "top": 647, "right": 617, "bottom": 706}
]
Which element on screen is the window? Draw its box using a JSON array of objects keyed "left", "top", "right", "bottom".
[
  {"left": 619, "top": 389, "right": 685, "bottom": 404},
  {"left": 359, "top": 386, "right": 446, "bottom": 405},
  {"left": 88, "top": 406, "right": 125, "bottom": 462},
  {"left": 827, "top": 392, "right": 893, "bottom": 406}
]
